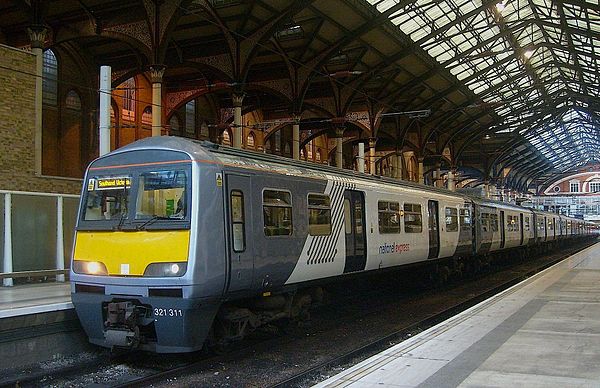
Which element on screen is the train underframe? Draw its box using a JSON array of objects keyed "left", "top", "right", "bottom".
[
  {"left": 209, "top": 236, "right": 591, "bottom": 349},
  {"left": 73, "top": 236, "right": 592, "bottom": 353}
]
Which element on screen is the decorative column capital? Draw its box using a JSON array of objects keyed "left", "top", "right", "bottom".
[
  {"left": 334, "top": 127, "right": 345, "bottom": 138},
  {"left": 368, "top": 137, "right": 377, "bottom": 148},
  {"left": 27, "top": 26, "right": 48, "bottom": 49},
  {"left": 292, "top": 114, "right": 301, "bottom": 124},
  {"left": 232, "top": 92, "right": 245, "bottom": 108},
  {"left": 149, "top": 65, "right": 166, "bottom": 83}
]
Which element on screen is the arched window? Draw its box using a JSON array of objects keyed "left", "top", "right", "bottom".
[
  {"left": 300, "top": 148, "right": 305, "bottom": 160},
  {"left": 65, "top": 90, "right": 81, "bottom": 111},
  {"left": 247, "top": 132, "right": 255, "bottom": 150},
  {"left": 185, "top": 100, "right": 195, "bottom": 134},
  {"left": 142, "top": 106, "right": 152, "bottom": 126},
  {"left": 169, "top": 115, "right": 180, "bottom": 134},
  {"left": 307, "top": 140, "right": 313, "bottom": 160},
  {"left": 121, "top": 77, "right": 135, "bottom": 120},
  {"left": 42, "top": 49, "right": 58, "bottom": 106},
  {"left": 275, "top": 130, "right": 281, "bottom": 152},
  {"left": 284, "top": 142, "right": 291, "bottom": 156},
  {"left": 316, "top": 149, "right": 322, "bottom": 162},
  {"left": 222, "top": 129, "right": 231, "bottom": 146}
]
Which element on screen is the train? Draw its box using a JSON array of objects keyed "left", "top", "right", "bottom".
[{"left": 70, "top": 136, "right": 598, "bottom": 353}]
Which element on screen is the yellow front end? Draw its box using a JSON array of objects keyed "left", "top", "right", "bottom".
[{"left": 73, "top": 230, "right": 190, "bottom": 276}]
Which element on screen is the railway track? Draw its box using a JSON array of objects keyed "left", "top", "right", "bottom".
[{"left": 1, "top": 240, "right": 595, "bottom": 388}]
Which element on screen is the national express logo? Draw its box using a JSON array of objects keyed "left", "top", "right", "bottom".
[{"left": 379, "top": 243, "right": 410, "bottom": 255}]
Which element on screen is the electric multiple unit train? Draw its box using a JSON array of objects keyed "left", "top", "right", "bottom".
[{"left": 70, "top": 136, "right": 597, "bottom": 353}]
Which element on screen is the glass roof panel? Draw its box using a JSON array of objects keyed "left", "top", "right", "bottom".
[{"left": 366, "top": 0, "right": 599, "bottom": 172}]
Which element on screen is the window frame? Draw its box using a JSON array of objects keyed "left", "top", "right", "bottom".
[
  {"left": 445, "top": 207, "right": 459, "bottom": 232},
  {"left": 490, "top": 213, "right": 499, "bottom": 232},
  {"left": 230, "top": 190, "right": 246, "bottom": 252},
  {"left": 262, "top": 188, "right": 293, "bottom": 237},
  {"left": 403, "top": 203, "right": 423, "bottom": 233},
  {"left": 570, "top": 182, "right": 580, "bottom": 192},
  {"left": 307, "top": 193, "right": 332, "bottom": 236},
  {"left": 378, "top": 200, "right": 402, "bottom": 234},
  {"left": 459, "top": 208, "right": 471, "bottom": 230}
]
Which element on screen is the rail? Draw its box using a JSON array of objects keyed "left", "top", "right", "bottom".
[{"left": 1, "top": 190, "right": 80, "bottom": 286}]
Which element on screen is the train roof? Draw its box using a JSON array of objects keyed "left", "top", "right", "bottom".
[
  {"left": 102, "top": 137, "right": 597, "bottom": 227},
  {"left": 111, "top": 136, "right": 472, "bottom": 200}
]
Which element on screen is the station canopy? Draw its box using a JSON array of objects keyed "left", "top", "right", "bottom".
[
  {"left": 368, "top": 0, "right": 599, "bottom": 173},
  {"left": 0, "top": 0, "right": 597, "bottom": 189}
]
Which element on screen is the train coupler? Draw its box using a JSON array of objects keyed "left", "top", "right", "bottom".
[
  {"left": 104, "top": 326, "right": 140, "bottom": 348},
  {"left": 103, "top": 301, "right": 150, "bottom": 349}
]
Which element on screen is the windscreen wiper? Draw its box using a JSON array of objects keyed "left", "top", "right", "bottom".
[
  {"left": 136, "top": 215, "right": 171, "bottom": 230},
  {"left": 114, "top": 186, "right": 129, "bottom": 230},
  {"left": 114, "top": 211, "right": 128, "bottom": 230}
]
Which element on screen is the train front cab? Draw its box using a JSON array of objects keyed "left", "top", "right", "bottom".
[{"left": 70, "top": 147, "right": 222, "bottom": 353}]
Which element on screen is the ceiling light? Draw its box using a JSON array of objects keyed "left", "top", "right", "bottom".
[{"left": 523, "top": 49, "right": 534, "bottom": 59}]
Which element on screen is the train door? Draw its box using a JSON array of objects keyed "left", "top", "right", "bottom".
[
  {"left": 499, "top": 211, "right": 506, "bottom": 248},
  {"left": 225, "top": 173, "right": 254, "bottom": 292},
  {"left": 427, "top": 200, "right": 440, "bottom": 259},
  {"left": 519, "top": 213, "right": 524, "bottom": 245},
  {"left": 343, "top": 190, "right": 366, "bottom": 273}
]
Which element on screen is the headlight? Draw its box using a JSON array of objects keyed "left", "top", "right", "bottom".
[
  {"left": 73, "top": 261, "right": 108, "bottom": 276},
  {"left": 143, "top": 262, "right": 187, "bottom": 277}
]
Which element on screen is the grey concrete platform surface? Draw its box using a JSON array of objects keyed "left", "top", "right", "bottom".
[
  {"left": 0, "top": 282, "right": 72, "bottom": 319},
  {"left": 314, "top": 242, "right": 600, "bottom": 388}
]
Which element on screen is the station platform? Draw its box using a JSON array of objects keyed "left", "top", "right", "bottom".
[
  {"left": 0, "top": 282, "right": 86, "bottom": 369},
  {"left": 315, "top": 242, "right": 600, "bottom": 388},
  {"left": 0, "top": 282, "right": 72, "bottom": 319}
]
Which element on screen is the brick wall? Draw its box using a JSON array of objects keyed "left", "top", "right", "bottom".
[{"left": 0, "top": 44, "right": 82, "bottom": 195}]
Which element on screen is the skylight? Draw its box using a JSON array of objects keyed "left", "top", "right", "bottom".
[{"left": 366, "top": 0, "right": 599, "bottom": 172}]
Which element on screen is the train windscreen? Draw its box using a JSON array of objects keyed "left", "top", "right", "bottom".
[{"left": 80, "top": 167, "right": 190, "bottom": 230}]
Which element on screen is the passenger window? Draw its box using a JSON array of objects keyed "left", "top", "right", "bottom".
[
  {"left": 230, "top": 190, "right": 245, "bottom": 252},
  {"left": 481, "top": 213, "right": 490, "bottom": 232},
  {"left": 308, "top": 194, "right": 332, "bottom": 236},
  {"left": 525, "top": 216, "right": 530, "bottom": 231},
  {"left": 490, "top": 214, "right": 499, "bottom": 232},
  {"left": 507, "top": 215, "right": 519, "bottom": 232},
  {"left": 263, "top": 190, "right": 292, "bottom": 236},
  {"left": 445, "top": 207, "right": 458, "bottom": 232},
  {"left": 404, "top": 203, "right": 422, "bottom": 233},
  {"left": 459, "top": 208, "right": 471, "bottom": 230},
  {"left": 378, "top": 201, "right": 401, "bottom": 234}
]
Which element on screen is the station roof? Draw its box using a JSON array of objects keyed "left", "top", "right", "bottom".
[
  {"left": 368, "top": 0, "right": 599, "bottom": 179},
  {"left": 0, "top": 0, "right": 597, "bottom": 190}
]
